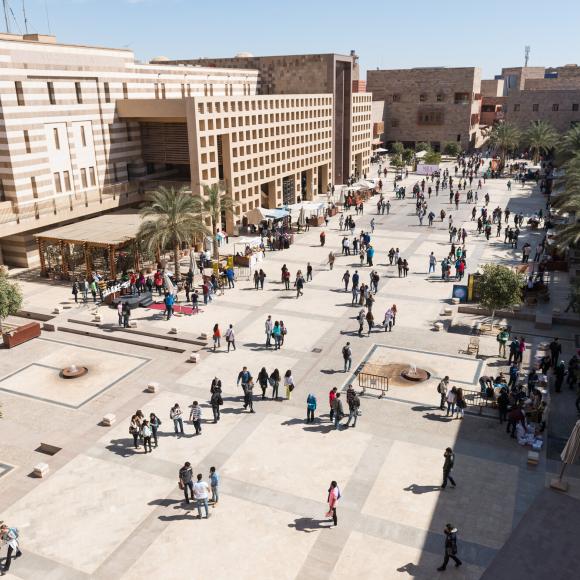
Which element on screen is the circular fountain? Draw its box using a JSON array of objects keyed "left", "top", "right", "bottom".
[
  {"left": 400, "top": 364, "right": 430, "bottom": 382},
  {"left": 61, "top": 365, "right": 88, "bottom": 379}
]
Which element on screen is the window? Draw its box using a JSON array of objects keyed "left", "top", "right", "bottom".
[
  {"left": 532, "top": 103, "right": 539, "bottom": 112},
  {"left": 80, "top": 168, "right": 88, "bottom": 188},
  {"left": 31, "top": 176, "right": 38, "bottom": 198},
  {"left": 573, "top": 103, "right": 579, "bottom": 112},
  {"left": 80, "top": 126, "right": 87, "bottom": 147},
  {"left": 15, "top": 81, "right": 24, "bottom": 106},
  {"left": 454, "top": 92, "right": 470, "bottom": 104},
  {"left": 513, "top": 104, "right": 520, "bottom": 112},
  {"left": 419, "top": 93, "right": 427, "bottom": 102},
  {"left": 0, "top": 179, "right": 5, "bottom": 202},
  {"left": 456, "top": 134, "right": 461, "bottom": 142},
  {"left": 24, "top": 130, "right": 31, "bottom": 153},
  {"left": 392, "top": 93, "right": 401, "bottom": 102},
  {"left": 63, "top": 170, "right": 71, "bottom": 191},
  {"left": 181, "top": 83, "right": 186, "bottom": 98},
  {"left": 53, "top": 172, "right": 62, "bottom": 193},
  {"left": 552, "top": 104, "right": 559, "bottom": 112},
  {"left": 89, "top": 166, "right": 96, "bottom": 186},
  {"left": 123, "top": 82, "right": 128, "bottom": 99},
  {"left": 391, "top": 118, "right": 399, "bottom": 127},
  {"left": 436, "top": 93, "right": 444, "bottom": 102},
  {"left": 113, "top": 164, "right": 118, "bottom": 183},
  {"left": 161, "top": 83, "right": 166, "bottom": 99},
  {"left": 155, "top": 83, "right": 160, "bottom": 99},
  {"left": 104, "top": 82, "right": 111, "bottom": 103},
  {"left": 126, "top": 123, "right": 132, "bottom": 141},
  {"left": 53, "top": 127, "right": 60, "bottom": 150},
  {"left": 417, "top": 110, "right": 444, "bottom": 125},
  {"left": 75, "top": 82, "right": 83, "bottom": 104},
  {"left": 47, "top": 82, "right": 56, "bottom": 105}
]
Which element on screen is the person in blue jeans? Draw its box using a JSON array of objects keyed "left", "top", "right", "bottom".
[
  {"left": 209, "top": 466, "right": 219, "bottom": 505},
  {"left": 164, "top": 292, "right": 175, "bottom": 320},
  {"left": 179, "top": 462, "right": 194, "bottom": 503},
  {"left": 193, "top": 473, "right": 210, "bottom": 519},
  {"left": 170, "top": 403, "right": 184, "bottom": 435}
]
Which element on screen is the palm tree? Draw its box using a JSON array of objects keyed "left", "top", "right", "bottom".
[
  {"left": 488, "top": 122, "right": 521, "bottom": 168},
  {"left": 199, "top": 183, "right": 237, "bottom": 260},
  {"left": 523, "top": 120, "right": 558, "bottom": 163},
  {"left": 553, "top": 152, "right": 580, "bottom": 247},
  {"left": 138, "top": 186, "right": 208, "bottom": 281},
  {"left": 556, "top": 124, "right": 580, "bottom": 164}
]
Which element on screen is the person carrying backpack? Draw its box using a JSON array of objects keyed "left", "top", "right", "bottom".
[
  {"left": 342, "top": 342, "right": 352, "bottom": 372},
  {"left": 0, "top": 524, "right": 22, "bottom": 574},
  {"left": 306, "top": 393, "right": 317, "bottom": 423}
]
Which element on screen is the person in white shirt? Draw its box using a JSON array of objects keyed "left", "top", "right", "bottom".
[
  {"left": 193, "top": 473, "right": 210, "bottom": 519},
  {"left": 225, "top": 324, "right": 236, "bottom": 352}
]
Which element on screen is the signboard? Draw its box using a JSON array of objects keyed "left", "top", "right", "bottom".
[
  {"left": 452, "top": 284, "right": 468, "bottom": 303},
  {"left": 212, "top": 262, "right": 220, "bottom": 276},
  {"left": 102, "top": 280, "right": 130, "bottom": 299},
  {"left": 416, "top": 164, "right": 440, "bottom": 175},
  {"left": 226, "top": 256, "right": 234, "bottom": 269},
  {"left": 467, "top": 273, "right": 481, "bottom": 303}
]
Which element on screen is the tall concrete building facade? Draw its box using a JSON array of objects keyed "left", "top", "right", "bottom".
[
  {"left": 500, "top": 65, "right": 580, "bottom": 132},
  {"left": 366, "top": 67, "right": 482, "bottom": 151},
  {"left": 0, "top": 35, "right": 371, "bottom": 267},
  {"left": 165, "top": 53, "right": 372, "bottom": 185}
]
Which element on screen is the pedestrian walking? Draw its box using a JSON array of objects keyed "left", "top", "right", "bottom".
[
  {"left": 258, "top": 367, "right": 269, "bottom": 400},
  {"left": 306, "top": 393, "right": 317, "bottom": 423},
  {"left": 1, "top": 524, "right": 22, "bottom": 575},
  {"left": 170, "top": 403, "right": 184, "bottom": 435},
  {"left": 284, "top": 369, "right": 295, "bottom": 400},
  {"left": 332, "top": 393, "right": 344, "bottom": 429},
  {"left": 149, "top": 413, "right": 161, "bottom": 448},
  {"left": 342, "top": 342, "right": 352, "bottom": 372},
  {"left": 225, "top": 324, "right": 236, "bottom": 351},
  {"left": 193, "top": 473, "right": 211, "bottom": 519},
  {"left": 129, "top": 414, "right": 141, "bottom": 449},
  {"left": 141, "top": 419, "right": 153, "bottom": 453},
  {"left": 265, "top": 315, "right": 273, "bottom": 348},
  {"left": 209, "top": 466, "right": 219, "bottom": 506},
  {"left": 325, "top": 481, "right": 340, "bottom": 526},
  {"left": 210, "top": 378, "right": 223, "bottom": 422},
  {"left": 446, "top": 387, "right": 457, "bottom": 416},
  {"left": 329, "top": 387, "right": 338, "bottom": 421},
  {"left": 189, "top": 400, "right": 202, "bottom": 434},
  {"left": 179, "top": 462, "right": 194, "bottom": 503},
  {"left": 437, "top": 524, "right": 462, "bottom": 571},
  {"left": 212, "top": 323, "right": 221, "bottom": 351},
  {"left": 437, "top": 376, "right": 449, "bottom": 410},
  {"left": 270, "top": 368, "right": 281, "bottom": 399},
  {"left": 441, "top": 448, "right": 456, "bottom": 489},
  {"left": 345, "top": 385, "right": 360, "bottom": 428}
]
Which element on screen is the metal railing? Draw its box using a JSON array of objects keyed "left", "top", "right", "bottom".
[
  {"left": 358, "top": 372, "right": 389, "bottom": 398},
  {"left": 461, "top": 388, "right": 497, "bottom": 415}
]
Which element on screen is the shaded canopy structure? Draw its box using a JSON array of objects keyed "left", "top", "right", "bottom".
[{"left": 34, "top": 210, "right": 146, "bottom": 280}]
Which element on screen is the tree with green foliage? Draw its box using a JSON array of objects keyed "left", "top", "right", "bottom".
[
  {"left": 524, "top": 120, "right": 558, "bottom": 163},
  {"left": 138, "top": 186, "right": 209, "bottom": 281},
  {"left": 556, "top": 124, "right": 580, "bottom": 164},
  {"left": 478, "top": 264, "right": 525, "bottom": 329},
  {"left": 0, "top": 269, "right": 23, "bottom": 334},
  {"left": 488, "top": 122, "right": 521, "bottom": 168},
  {"left": 415, "top": 142, "right": 429, "bottom": 152},
  {"left": 199, "top": 183, "right": 238, "bottom": 260},
  {"left": 402, "top": 148, "right": 415, "bottom": 166},
  {"left": 390, "top": 142, "right": 404, "bottom": 156},
  {"left": 443, "top": 142, "right": 461, "bottom": 157},
  {"left": 423, "top": 149, "right": 442, "bottom": 165}
]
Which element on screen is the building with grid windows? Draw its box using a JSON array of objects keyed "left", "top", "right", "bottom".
[{"left": 0, "top": 34, "right": 371, "bottom": 267}]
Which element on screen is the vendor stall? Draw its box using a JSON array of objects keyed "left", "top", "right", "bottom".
[
  {"left": 232, "top": 236, "right": 264, "bottom": 268},
  {"left": 285, "top": 202, "right": 328, "bottom": 227}
]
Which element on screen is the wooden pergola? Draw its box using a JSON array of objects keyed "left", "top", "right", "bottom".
[{"left": 34, "top": 210, "right": 144, "bottom": 280}]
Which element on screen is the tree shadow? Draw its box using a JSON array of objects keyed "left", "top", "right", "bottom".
[
  {"left": 403, "top": 484, "right": 441, "bottom": 495},
  {"left": 288, "top": 517, "right": 333, "bottom": 532}
]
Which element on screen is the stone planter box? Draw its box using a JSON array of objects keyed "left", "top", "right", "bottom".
[{"left": 2, "top": 322, "right": 41, "bottom": 348}]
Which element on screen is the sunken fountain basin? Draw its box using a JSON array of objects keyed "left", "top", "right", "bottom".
[
  {"left": 60, "top": 365, "right": 89, "bottom": 379},
  {"left": 400, "top": 365, "right": 431, "bottom": 382}
]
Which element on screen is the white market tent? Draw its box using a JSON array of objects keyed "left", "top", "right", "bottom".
[
  {"left": 285, "top": 202, "right": 327, "bottom": 217},
  {"left": 374, "top": 147, "right": 389, "bottom": 153}
]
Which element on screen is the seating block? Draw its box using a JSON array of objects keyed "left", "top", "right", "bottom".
[
  {"left": 527, "top": 451, "right": 540, "bottom": 465},
  {"left": 33, "top": 463, "right": 50, "bottom": 478},
  {"left": 434, "top": 322, "right": 444, "bottom": 331},
  {"left": 102, "top": 413, "right": 116, "bottom": 426},
  {"left": 146, "top": 382, "right": 159, "bottom": 393},
  {"left": 189, "top": 352, "right": 200, "bottom": 363}
]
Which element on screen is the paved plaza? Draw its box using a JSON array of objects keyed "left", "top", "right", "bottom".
[{"left": 1, "top": 161, "right": 579, "bottom": 579}]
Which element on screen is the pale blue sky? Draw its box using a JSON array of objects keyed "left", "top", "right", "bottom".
[{"left": 13, "top": 0, "right": 580, "bottom": 78}]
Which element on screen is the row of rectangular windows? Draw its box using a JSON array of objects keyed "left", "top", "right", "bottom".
[
  {"left": 199, "top": 117, "right": 330, "bottom": 134},
  {"left": 390, "top": 92, "right": 473, "bottom": 104},
  {"left": 230, "top": 135, "right": 332, "bottom": 158},
  {"left": 198, "top": 97, "right": 332, "bottom": 114},
  {"left": 513, "top": 103, "right": 579, "bottom": 112}
]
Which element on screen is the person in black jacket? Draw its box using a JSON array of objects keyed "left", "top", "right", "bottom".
[
  {"left": 437, "top": 523, "right": 462, "bottom": 571},
  {"left": 441, "top": 448, "right": 456, "bottom": 489}
]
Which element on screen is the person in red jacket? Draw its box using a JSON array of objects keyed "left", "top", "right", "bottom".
[{"left": 328, "top": 387, "right": 338, "bottom": 421}]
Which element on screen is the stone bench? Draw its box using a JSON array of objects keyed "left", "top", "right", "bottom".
[
  {"left": 146, "top": 382, "right": 159, "bottom": 393},
  {"left": 434, "top": 322, "right": 444, "bottom": 331},
  {"left": 527, "top": 451, "right": 540, "bottom": 466},
  {"left": 451, "top": 297, "right": 461, "bottom": 305},
  {"left": 102, "top": 413, "right": 116, "bottom": 426},
  {"left": 170, "top": 327, "right": 178, "bottom": 335},
  {"left": 33, "top": 463, "right": 49, "bottom": 478},
  {"left": 440, "top": 307, "right": 453, "bottom": 316},
  {"left": 189, "top": 352, "right": 200, "bottom": 363}
]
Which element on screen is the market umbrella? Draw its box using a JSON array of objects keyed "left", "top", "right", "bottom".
[
  {"left": 297, "top": 206, "right": 307, "bottom": 228},
  {"left": 337, "top": 190, "right": 345, "bottom": 206},
  {"left": 551, "top": 419, "right": 580, "bottom": 491}
]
